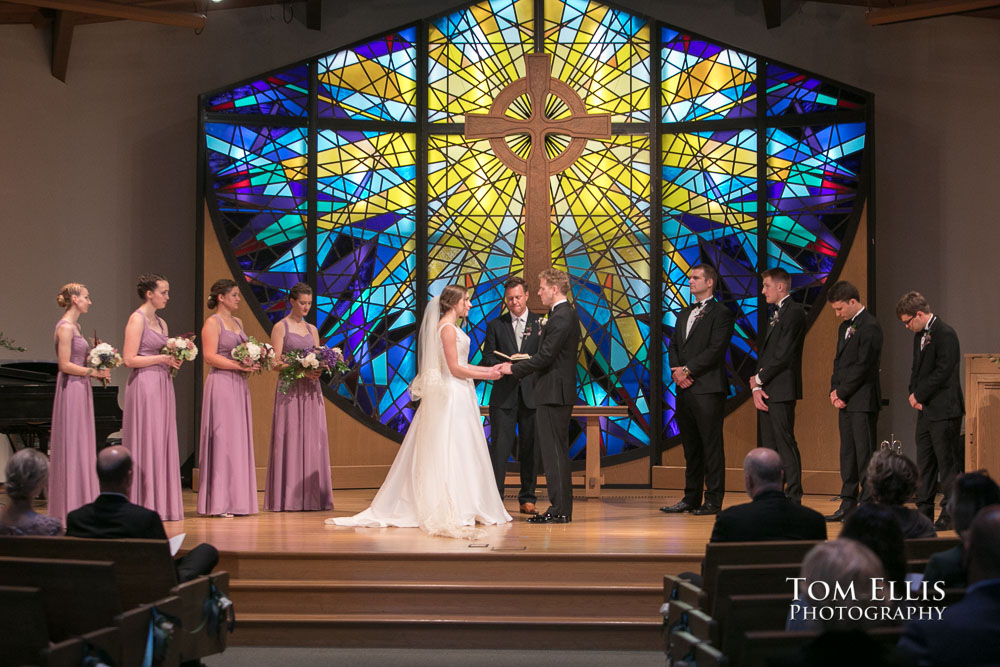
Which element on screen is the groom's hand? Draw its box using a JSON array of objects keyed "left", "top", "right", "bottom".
[{"left": 499, "top": 362, "right": 512, "bottom": 375}]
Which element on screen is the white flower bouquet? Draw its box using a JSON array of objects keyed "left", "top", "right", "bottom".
[
  {"left": 87, "top": 335, "right": 122, "bottom": 386},
  {"left": 231, "top": 336, "right": 275, "bottom": 374},
  {"left": 162, "top": 334, "right": 199, "bottom": 378}
]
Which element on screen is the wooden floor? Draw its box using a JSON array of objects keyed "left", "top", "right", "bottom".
[{"left": 163, "top": 488, "right": 854, "bottom": 556}]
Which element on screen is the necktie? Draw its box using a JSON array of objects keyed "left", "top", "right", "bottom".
[{"left": 514, "top": 317, "right": 524, "bottom": 349}]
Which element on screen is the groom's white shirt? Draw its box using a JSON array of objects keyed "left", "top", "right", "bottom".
[{"left": 550, "top": 298, "right": 568, "bottom": 311}]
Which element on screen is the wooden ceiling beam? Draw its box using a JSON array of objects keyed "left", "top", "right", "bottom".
[
  {"left": 51, "top": 9, "right": 75, "bottom": 81},
  {"left": 762, "top": 0, "right": 782, "bottom": 28},
  {"left": 866, "top": 0, "right": 1000, "bottom": 24},
  {"left": 11, "top": 0, "right": 205, "bottom": 28},
  {"left": 305, "top": 0, "right": 319, "bottom": 30}
]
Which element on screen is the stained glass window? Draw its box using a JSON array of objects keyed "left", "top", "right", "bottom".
[{"left": 202, "top": 0, "right": 871, "bottom": 463}]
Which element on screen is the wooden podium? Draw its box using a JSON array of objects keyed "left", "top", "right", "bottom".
[{"left": 964, "top": 353, "right": 1000, "bottom": 476}]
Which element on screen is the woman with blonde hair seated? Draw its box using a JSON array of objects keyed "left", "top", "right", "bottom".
[{"left": 0, "top": 449, "right": 63, "bottom": 535}]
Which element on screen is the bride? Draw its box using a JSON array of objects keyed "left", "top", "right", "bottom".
[{"left": 326, "top": 285, "right": 512, "bottom": 538}]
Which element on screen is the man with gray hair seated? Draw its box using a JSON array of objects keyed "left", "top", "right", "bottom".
[
  {"left": 709, "top": 448, "right": 827, "bottom": 542},
  {"left": 0, "top": 449, "right": 62, "bottom": 536},
  {"left": 66, "top": 446, "right": 217, "bottom": 582}
]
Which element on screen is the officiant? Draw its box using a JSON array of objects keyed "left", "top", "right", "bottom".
[{"left": 481, "top": 276, "right": 542, "bottom": 515}]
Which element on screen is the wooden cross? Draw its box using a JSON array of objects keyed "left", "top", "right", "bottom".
[{"left": 465, "top": 53, "right": 611, "bottom": 308}]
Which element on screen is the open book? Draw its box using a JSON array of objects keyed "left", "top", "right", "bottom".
[{"left": 493, "top": 351, "right": 530, "bottom": 361}]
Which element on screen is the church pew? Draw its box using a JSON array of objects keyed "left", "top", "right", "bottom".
[
  {"left": 694, "top": 641, "right": 730, "bottom": 667},
  {"left": 0, "top": 536, "right": 176, "bottom": 608},
  {"left": 0, "top": 585, "right": 50, "bottom": 666},
  {"left": 0, "top": 536, "right": 230, "bottom": 662},
  {"left": 667, "top": 628, "right": 704, "bottom": 666},
  {"left": 664, "top": 574, "right": 707, "bottom": 609},
  {"left": 904, "top": 536, "right": 961, "bottom": 561},
  {"left": 116, "top": 597, "right": 184, "bottom": 667},
  {"left": 702, "top": 541, "right": 821, "bottom": 609},
  {"left": 739, "top": 626, "right": 902, "bottom": 667},
  {"left": 717, "top": 593, "right": 796, "bottom": 665},
  {"left": 710, "top": 563, "right": 801, "bottom": 617},
  {"left": 0, "top": 557, "right": 122, "bottom": 641},
  {"left": 44, "top": 626, "right": 121, "bottom": 667}
]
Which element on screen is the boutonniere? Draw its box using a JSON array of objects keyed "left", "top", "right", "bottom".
[
  {"left": 921, "top": 331, "right": 932, "bottom": 350},
  {"left": 845, "top": 324, "right": 857, "bottom": 340},
  {"left": 768, "top": 310, "right": 780, "bottom": 327},
  {"left": 539, "top": 316, "right": 548, "bottom": 328}
]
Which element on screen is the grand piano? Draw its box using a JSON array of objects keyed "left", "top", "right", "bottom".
[{"left": 0, "top": 360, "right": 123, "bottom": 453}]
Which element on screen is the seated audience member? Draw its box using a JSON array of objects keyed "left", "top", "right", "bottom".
[
  {"left": 709, "top": 448, "right": 827, "bottom": 543},
  {"left": 66, "top": 446, "right": 217, "bottom": 582},
  {"left": 0, "top": 449, "right": 63, "bottom": 536},
  {"left": 897, "top": 505, "right": 1000, "bottom": 667},
  {"left": 841, "top": 503, "right": 909, "bottom": 590},
  {"left": 923, "top": 472, "right": 1000, "bottom": 589},
  {"left": 866, "top": 449, "right": 936, "bottom": 538},
  {"left": 776, "top": 540, "right": 900, "bottom": 666}
]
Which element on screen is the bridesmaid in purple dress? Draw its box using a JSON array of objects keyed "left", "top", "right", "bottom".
[
  {"left": 49, "top": 283, "right": 110, "bottom": 523},
  {"left": 265, "top": 283, "right": 333, "bottom": 511},
  {"left": 122, "top": 274, "right": 185, "bottom": 521},
  {"left": 198, "top": 279, "right": 258, "bottom": 517}
]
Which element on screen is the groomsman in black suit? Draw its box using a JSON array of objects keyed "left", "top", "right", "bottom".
[
  {"left": 752, "top": 268, "right": 806, "bottom": 503},
  {"left": 481, "top": 276, "right": 542, "bottom": 514},
  {"left": 897, "top": 291, "right": 963, "bottom": 530},
  {"left": 826, "top": 280, "right": 883, "bottom": 522},
  {"left": 660, "top": 263, "right": 735, "bottom": 516},
  {"left": 501, "top": 269, "right": 581, "bottom": 524}
]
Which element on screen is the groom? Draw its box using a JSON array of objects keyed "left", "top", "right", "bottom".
[{"left": 501, "top": 269, "right": 580, "bottom": 524}]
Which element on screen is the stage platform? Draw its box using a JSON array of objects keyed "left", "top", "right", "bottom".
[{"left": 151, "top": 489, "right": 852, "bottom": 650}]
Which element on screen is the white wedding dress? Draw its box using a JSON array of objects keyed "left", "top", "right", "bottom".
[{"left": 326, "top": 304, "right": 511, "bottom": 539}]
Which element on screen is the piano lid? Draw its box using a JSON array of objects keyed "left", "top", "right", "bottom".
[{"left": 0, "top": 360, "right": 58, "bottom": 384}]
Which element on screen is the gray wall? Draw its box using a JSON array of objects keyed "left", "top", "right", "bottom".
[{"left": 2, "top": 0, "right": 998, "bottom": 463}]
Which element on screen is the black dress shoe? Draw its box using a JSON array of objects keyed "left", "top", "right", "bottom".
[
  {"left": 934, "top": 514, "right": 953, "bottom": 531},
  {"left": 659, "top": 500, "right": 696, "bottom": 514},
  {"left": 825, "top": 504, "right": 856, "bottom": 522},
  {"left": 692, "top": 504, "right": 720, "bottom": 516},
  {"left": 527, "top": 513, "right": 571, "bottom": 524}
]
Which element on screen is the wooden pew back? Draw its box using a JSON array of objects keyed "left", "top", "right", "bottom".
[
  {"left": 0, "top": 535, "right": 177, "bottom": 608},
  {"left": 0, "top": 557, "right": 122, "bottom": 642},
  {"left": 0, "top": 585, "right": 50, "bottom": 666}
]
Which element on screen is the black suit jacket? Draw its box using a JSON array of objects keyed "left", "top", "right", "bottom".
[
  {"left": 909, "top": 316, "right": 964, "bottom": 421},
  {"left": 709, "top": 489, "right": 827, "bottom": 542},
  {"left": 482, "top": 311, "right": 540, "bottom": 409},
  {"left": 830, "top": 308, "right": 882, "bottom": 412},
  {"left": 898, "top": 580, "right": 1000, "bottom": 667},
  {"left": 66, "top": 493, "right": 168, "bottom": 540},
  {"left": 668, "top": 299, "right": 735, "bottom": 395},
  {"left": 758, "top": 298, "right": 807, "bottom": 401},
  {"left": 511, "top": 301, "right": 580, "bottom": 406}
]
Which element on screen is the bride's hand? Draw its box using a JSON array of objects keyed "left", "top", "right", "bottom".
[{"left": 485, "top": 367, "right": 502, "bottom": 380}]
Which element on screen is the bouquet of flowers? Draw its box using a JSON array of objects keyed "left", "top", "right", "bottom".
[
  {"left": 162, "top": 334, "right": 199, "bottom": 378},
  {"left": 231, "top": 336, "right": 276, "bottom": 374},
  {"left": 87, "top": 334, "right": 123, "bottom": 387},
  {"left": 278, "top": 346, "right": 349, "bottom": 394}
]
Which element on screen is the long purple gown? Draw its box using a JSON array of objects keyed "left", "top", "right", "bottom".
[
  {"left": 264, "top": 321, "right": 333, "bottom": 511},
  {"left": 122, "top": 313, "right": 184, "bottom": 521},
  {"left": 48, "top": 320, "right": 99, "bottom": 524},
  {"left": 197, "top": 315, "right": 257, "bottom": 515}
]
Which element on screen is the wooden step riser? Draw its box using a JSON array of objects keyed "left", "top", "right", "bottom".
[
  {"left": 220, "top": 554, "right": 700, "bottom": 584},
  {"left": 230, "top": 618, "right": 663, "bottom": 651},
  {"left": 229, "top": 585, "right": 662, "bottom": 617}
]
